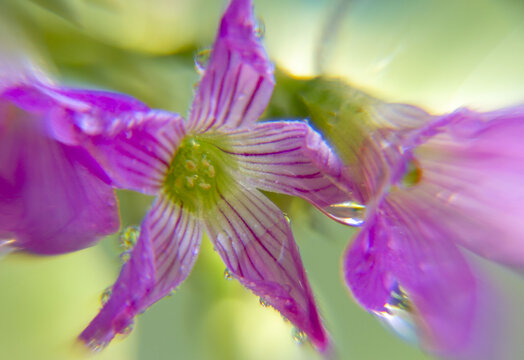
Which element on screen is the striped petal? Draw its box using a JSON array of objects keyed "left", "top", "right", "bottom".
[
  {"left": 219, "top": 121, "right": 354, "bottom": 211},
  {"left": 345, "top": 191, "right": 477, "bottom": 355},
  {"left": 406, "top": 105, "right": 524, "bottom": 267},
  {"left": 80, "top": 195, "right": 202, "bottom": 349},
  {"left": 187, "top": 0, "right": 274, "bottom": 133},
  {"left": 78, "top": 110, "right": 186, "bottom": 194},
  {"left": 202, "top": 183, "right": 328, "bottom": 351}
]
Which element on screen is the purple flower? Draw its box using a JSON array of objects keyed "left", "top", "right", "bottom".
[
  {"left": 75, "top": 0, "right": 348, "bottom": 351},
  {"left": 337, "top": 101, "right": 524, "bottom": 354},
  {"left": 0, "top": 61, "right": 148, "bottom": 254}
]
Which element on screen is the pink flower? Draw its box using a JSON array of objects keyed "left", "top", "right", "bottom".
[{"left": 76, "top": 0, "right": 349, "bottom": 351}]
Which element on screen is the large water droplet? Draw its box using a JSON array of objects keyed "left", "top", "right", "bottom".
[
  {"left": 194, "top": 48, "right": 212, "bottom": 74},
  {"left": 224, "top": 268, "right": 233, "bottom": 280},
  {"left": 100, "top": 286, "right": 112, "bottom": 306},
  {"left": 373, "top": 283, "right": 419, "bottom": 345},
  {"left": 291, "top": 327, "right": 308, "bottom": 345},
  {"left": 322, "top": 201, "right": 366, "bottom": 226},
  {"left": 254, "top": 17, "right": 265, "bottom": 39}
]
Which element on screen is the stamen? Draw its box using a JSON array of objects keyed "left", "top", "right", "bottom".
[
  {"left": 199, "top": 182, "right": 211, "bottom": 190},
  {"left": 185, "top": 160, "right": 197, "bottom": 171},
  {"left": 208, "top": 165, "right": 216, "bottom": 178}
]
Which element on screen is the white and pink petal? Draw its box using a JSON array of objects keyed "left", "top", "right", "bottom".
[
  {"left": 80, "top": 195, "right": 202, "bottom": 348},
  {"left": 202, "top": 183, "right": 328, "bottom": 351},
  {"left": 77, "top": 110, "right": 186, "bottom": 194},
  {"left": 188, "top": 0, "right": 274, "bottom": 133},
  {"left": 219, "top": 121, "right": 355, "bottom": 212}
]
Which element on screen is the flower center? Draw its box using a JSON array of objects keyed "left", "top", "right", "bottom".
[{"left": 163, "top": 135, "right": 232, "bottom": 213}]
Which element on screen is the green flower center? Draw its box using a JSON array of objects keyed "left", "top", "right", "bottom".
[{"left": 163, "top": 135, "right": 233, "bottom": 214}]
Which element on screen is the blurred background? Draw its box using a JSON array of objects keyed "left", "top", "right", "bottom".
[{"left": 1, "top": 0, "right": 524, "bottom": 359}]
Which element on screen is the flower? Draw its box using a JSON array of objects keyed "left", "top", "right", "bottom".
[
  {"left": 0, "top": 58, "right": 144, "bottom": 254},
  {"left": 291, "top": 77, "right": 524, "bottom": 355},
  {"left": 75, "top": 0, "right": 348, "bottom": 351}
]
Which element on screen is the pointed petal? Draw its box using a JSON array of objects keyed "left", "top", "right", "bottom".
[
  {"left": 411, "top": 105, "right": 524, "bottom": 267},
  {"left": 220, "top": 121, "right": 354, "bottom": 210},
  {"left": 0, "top": 102, "right": 119, "bottom": 254},
  {"left": 77, "top": 110, "right": 186, "bottom": 194},
  {"left": 344, "top": 192, "right": 477, "bottom": 354},
  {"left": 80, "top": 195, "right": 202, "bottom": 348},
  {"left": 188, "top": 0, "right": 274, "bottom": 132},
  {"left": 202, "top": 183, "right": 328, "bottom": 351}
]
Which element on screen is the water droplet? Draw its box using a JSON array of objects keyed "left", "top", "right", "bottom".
[
  {"left": 291, "top": 327, "right": 308, "bottom": 345},
  {"left": 283, "top": 213, "right": 291, "bottom": 224},
  {"left": 401, "top": 159, "right": 422, "bottom": 187},
  {"left": 119, "top": 321, "right": 134, "bottom": 337},
  {"left": 259, "top": 297, "right": 270, "bottom": 307},
  {"left": 224, "top": 268, "right": 233, "bottom": 280},
  {"left": 119, "top": 226, "right": 140, "bottom": 252},
  {"left": 120, "top": 226, "right": 140, "bottom": 249},
  {"left": 254, "top": 17, "right": 265, "bottom": 39},
  {"left": 100, "top": 286, "right": 112, "bottom": 306},
  {"left": 372, "top": 282, "right": 419, "bottom": 345},
  {"left": 120, "top": 251, "right": 131, "bottom": 263},
  {"left": 86, "top": 339, "right": 107, "bottom": 353},
  {"left": 322, "top": 201, "right": 366, "bottom": 226},
  {"left": 77, "top": 115, "right": 102, "bottom": 135},
  {"left": 194, "top": 48, "right": 212, "bottom": 74}
]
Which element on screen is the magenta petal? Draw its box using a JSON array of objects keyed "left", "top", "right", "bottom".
[
  {"left": 0, "top": 102, "right": 119, "bottom": 254},
  {"left": 222, "top": 121, "right": 354, "bottom": 210},
  {"left": 344, "top": 192, "right": 477, "bottom": 354},
  {"left": 80, "top": 195, "right": 202, "bottom": 348},
  {"left": 188, "top": 0, "right": 274, "bottom": 132},
  {"left": 202, "top": 184, "right": 328, "bottom": 351},
  {"left": 78, "top": 111, "right": 186, "bottom": 194},
  {"left": 412, "top": 105, "right": 524, "bottom": 267}
]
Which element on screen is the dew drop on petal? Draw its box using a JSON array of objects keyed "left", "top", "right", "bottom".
[
  {"left": 120, "top": 251, "right": 131, "bottom": 264},
  {"left": 119, "top": 226, "right": 140, "bottom": 251},
  {"left": 322, "top": 201, "right": 366, "bottom": 226},
  {"left": 100, "top": 286, "right": 112, "bottom": 306},
  {"left": 194, "top": 48, "right": 212, "bottom": 74},
  {"left": 118, "top": 321, "right": 135, "bottom": 337},
  {"left": 224, "top": 268, "right": 233, "bottom": 280},
  {"left": 283, "top": 213, "right": 291, "bottom": 224},
  {"left": 86, "top": 339, "right": 108, "bottom": 353},
  {"left": 259, "top": 297, "right": 270, "bottom": 307},
  {"left": 77, "top": 114, "right": 102, "bottom": 135},
  {"left": 372, "top": 282, "right": 419, "bottom": 345},
  {"left": 254, "top": 17, "right": 265, "bottom": 39},
  {"left": 291, "top": 327, "right": 308, "bottom": 345}
]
